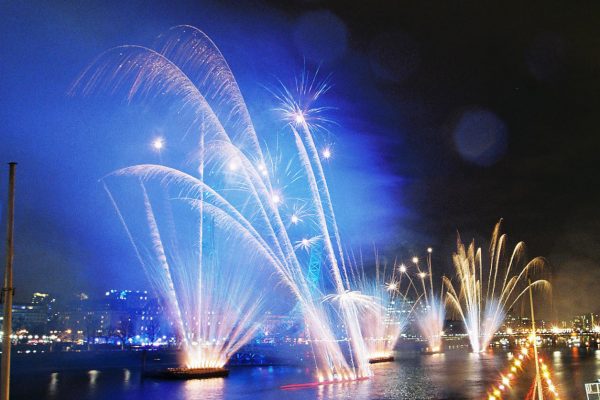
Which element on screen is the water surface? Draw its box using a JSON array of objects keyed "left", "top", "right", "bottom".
[{"left": 9, "top": 348, "right": 599, "bottom": 399}]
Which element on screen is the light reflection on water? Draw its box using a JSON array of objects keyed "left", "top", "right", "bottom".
[
  {"left": 48, "top": 372, "right": 58, "bottom": 397},
  {"left": 180, "top": 377, "right": 225, "bottom": 400},
  {"left": 124, "top": 368, "right": 131, "bottom": 385},
  {"left": 88, "top": 369, "right": 100, "bottom": 385},
  {"left": 11, "top": 348, "right": 600, "bottom": 399}
]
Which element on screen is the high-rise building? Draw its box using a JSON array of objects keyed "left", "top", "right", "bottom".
[{"left": 0, "top": 292, "right": 56, "bottom": 334}]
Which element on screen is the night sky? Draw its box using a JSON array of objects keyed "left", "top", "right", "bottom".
[{"left": 1, "top": 1, "right": 599, "bottom": 319}]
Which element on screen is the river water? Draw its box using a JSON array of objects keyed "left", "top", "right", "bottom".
[{"left": 8, "top": 347, "right": 600, "bottom": 399}]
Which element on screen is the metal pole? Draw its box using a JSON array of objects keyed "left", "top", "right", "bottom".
[
  {"left": 528, "top": 277, "right": 543, "bottom": 400},
  {"left": 1, "top": 162, "right": 16, "bottom": 400}
]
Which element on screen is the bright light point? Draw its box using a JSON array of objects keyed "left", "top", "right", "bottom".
[
  {"left": 427, "top": 247, "right": 433, "bottom": 253},
  {"left": 419, "top": 272, "right": 426, "bottom": 279},
  {"left": 412, "top": 257, "right": 419, "bottom": 264},
  {"left": 502, "top": 377, "right": 509, "bottom": 385},
  {"left": 398, "top": 264, "right": 407, "bottom": 273},
  {"left": 228, "top": 162, "right": 238, "bottom": 171},
  {"left": 322, "top": 148, "right": 331, "bottom": 159},
  {"left": 386, "top": 282, "right": 398, "bottom": 291},
  {"left": 152, "top": 138, "right": 164, "bottom": 150},
  {"left": 301, "top": 238, "right": 310, "bottom": 247},
  {"left": 257, "top": 163, "right": 268, "bottom": 176},
  {"left": 291, "top": 214, "right": 299, "bottom": 224},
  {"left": 294, "top": 112, "right": 305, "bottom": 124},
  {"left": 271, "top": 194, "right": 281, "bottom": 205}
]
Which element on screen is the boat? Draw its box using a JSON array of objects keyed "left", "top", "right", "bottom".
[
  {"left": 145, "top": 367, "right": 229, "bottom": 380},
  {"left": 368, "top": 355, "right": 395, "bottom": 364}
]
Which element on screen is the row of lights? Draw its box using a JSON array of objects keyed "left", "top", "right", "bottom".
[
  {"left": 487, "top": 340, "right": 560, "bottom": 399},
  {"left": 487, "top": 346, "right": 530, "bottom": 399}
]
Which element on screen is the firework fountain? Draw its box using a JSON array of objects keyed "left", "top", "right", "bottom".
[
  {"left": 443, "top": 220, "right": 550, "bottom": 353},
  {"left": 101, "top": 177, "right": 270, "bottom": 373},
  {"left": 73, "top": 25, "right": 371, "bottom": 381},
  {"left": 413, "top": 249, "right": 446, "bottom": 354},
  {"left": 337, "top": 252, "right": 414, "bottom": 363}
]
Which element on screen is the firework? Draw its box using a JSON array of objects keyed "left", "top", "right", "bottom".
[
  {"left": 74, "top": 25, "right": 370, "bottom": 380},
  {"left": 338, "top": 251, "right": 415, "bottom": 362},
  {"left": 413, "top": 248, "right": 445, "bottom": 353},
  {"left": 444, "top": 220, "right": 550, "bottom": 353}
]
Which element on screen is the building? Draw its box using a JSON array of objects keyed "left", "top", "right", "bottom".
[
  {"left": 572, "top": 313, "right": 599, "bottom": 332},
  {"left": 0, "top": 292, "right": 56, "bottom": 335}
]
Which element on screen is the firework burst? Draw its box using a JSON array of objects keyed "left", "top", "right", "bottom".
[{"left": 444, "top": 220, "right": 551, "bottom": 353}]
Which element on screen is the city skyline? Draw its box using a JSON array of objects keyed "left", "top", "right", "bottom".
[{"left": 3, "top": 287, "right": 598, "bottom": 344}]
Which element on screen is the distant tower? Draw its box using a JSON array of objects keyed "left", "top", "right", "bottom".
[
  {"left": 306, "top": 242, "right": 322, "bottom": 292},
  {"left": 289, "top": 242, "right": 323, "bottom": 323}
]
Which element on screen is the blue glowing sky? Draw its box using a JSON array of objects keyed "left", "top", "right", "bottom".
[
  {"left": 0, "top": 1, "right": 408, "bottom": 299},
  {"left": 1, "top": 1, "right": 599, "bottom": 317}
]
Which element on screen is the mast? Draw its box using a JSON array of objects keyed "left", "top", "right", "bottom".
[
  {"left": 528, "top": 277, "right": 543, "bottom": 400},
  {"left": 1, "top": 162, "right": 17, "bottom": 400}
]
